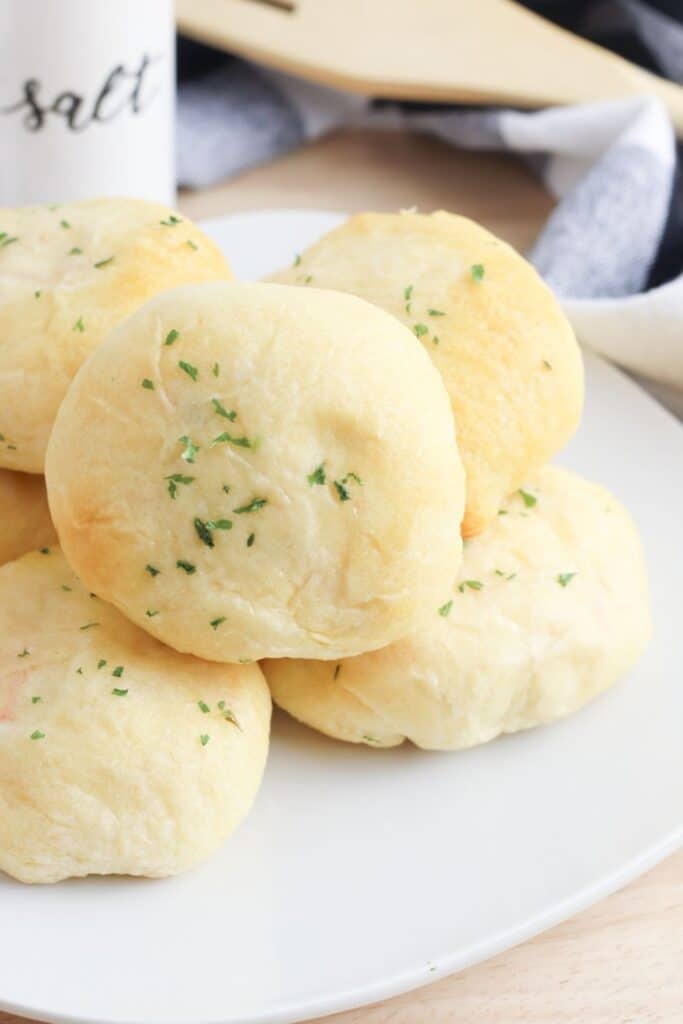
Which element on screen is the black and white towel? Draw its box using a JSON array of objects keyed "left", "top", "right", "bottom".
[{"left": 177, "top": 0, "right": 683, "bottom": 414}]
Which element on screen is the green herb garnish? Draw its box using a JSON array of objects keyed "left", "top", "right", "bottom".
[
  {"left": 40, "top": 547, "right": 50, "bottom": 554},
  {"left": 519, "top": 489, "right": 537, "bottom": 509},
  {"left": 334, "top": 472, "right": 362, "bottom": 502},
  {"left": 333, "top": 664, "right": 341, "bottom": 680},
  {"left": 164, "top": 329, "right": 179, "bottom": 346},
  {"left": 210, "top": 431, "right": 253, "bottom": 449},
  {"left": 176, "top": 559, "right": 196, "bottom": 574},
  {"left": 186, "top": 239, "right": 198, "bottom": 251},
  {"left": 233, "top": 497, "right": 267, "bottom": 514},
  {"left": 178, "top": 360, "right": 198, "bottom": 382},
  {"left": 212, "top": 362, "right": 220, "bottom": 377},
  {"left": 30, "top": 730, "right": 45, "bottom": 740},
  {"left": 112, "top": 666, "right": 124, "bottom": 678},
  {"left": 246, "top": 532, "right": 255, "bottom": 547},
  {"left": 293, "top": 253, "right": 301, "bottom": 267},
  {"left": 198, "top": 700, "right": 210, "bottom": 714},
  {"left": 210, "top": 616, "right": 226, "bottom": 630},
  {"left": 307, "top": 462, "right": 326, "bottom": 486},
  {"left": 543, "top": 360, "right": 553, "bottom": 370},
  {"left": 94, "top": 257, "right": 113, "bottom": 269},
  {"left": 0, "top": 233, "right": 18, "bottom": 248},
  {"left": 112, "top": 688, "right": 128, "bottom": 697},
  {"left": 141, "top": 378, "right": 154, "bottom": 390},
  {"left": 413, "top": 323, "right": 428, "bottom": 338},
  {"left": 97, "top": 659, "right": 107, "bottom": 669},
  {"left": 31, "top": 696, "right": 41, "bottom": 704},
  {"left": 211, "top": 398, "right": 236, "bottom": 421},
  {"left": 165, "top": 473, "right": 194, "bottom": 499},
  {"left": 470, "top": 263, "right": 485, "bottom": 282},
  {"left": 79, "top": 622, "right": 100, "bottom": 630},
  {"left": 68, "top": 247, "right": 82, "bottom": 255},
  {"left": 200, "top": 733, "right": 210, "bottom": 746},
  {"left": 145, "top": 609, "right": 159, "bottom": 617},
  {"left": 179, "top": 435, "right": 199, "bottom": 463},
  {"left": 73, "top": 316, "right": 85, "bottom": 332},
  {"left": 334, "top": 480, "right": 350, "bottom": 502},
  {"left": 160, "top": 215, "right": 182, "bottom": 226},
  {"left": 438, "top": 600, "right": 453, "bottom": 617},
  {"left": 205, "top": 519, "right": 232, "bottom": 531},
  {"left": 458, "top": 579, "right": 484, "bottom": 592},
  {"left": 145, "top": 564, "right": 160, "bottom": 576},
  {"left": 17, "top": 649, "right": 29, "bottom": 658},
  {"left": 60, "top": 219, "right": 70, "bottom": 229},
  {"left": 428, "top": 309, "right": 446, "bottom": 317},
  {"left": 194, "top": 518, "right": 215, "bottom": 548},
  {"left": 219, "top": 704, "right": 241, "bottom": 729},
  {"left": 557, "top": 572, "right": 576, "bottom": 588}
]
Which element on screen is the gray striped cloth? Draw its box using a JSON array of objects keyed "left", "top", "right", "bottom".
[{"left": 177, "top": 0, "right": 683, "bottom": 414}]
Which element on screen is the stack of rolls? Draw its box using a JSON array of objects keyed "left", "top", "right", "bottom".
[
  {"left": 0, "top": 202, "right": 650, "bottom": 885},
  {"left": 263, "top": 212, "right": 650, "bottom": 749}
]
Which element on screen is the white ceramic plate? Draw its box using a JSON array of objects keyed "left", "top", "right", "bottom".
[{"left": 1, "top": 210, "right": 682, "bottom": 1024}]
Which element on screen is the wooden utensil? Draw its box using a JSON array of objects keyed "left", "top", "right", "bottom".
[{"left": 176, "top": 0, "right": 683, "bottom": 136}]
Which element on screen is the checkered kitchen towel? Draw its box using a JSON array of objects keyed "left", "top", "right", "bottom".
[{"left": 177, "top": 0, "right": 683, "bottom": 414}]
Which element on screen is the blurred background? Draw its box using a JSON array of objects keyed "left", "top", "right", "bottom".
[{"left": 2, "top": 0, "right": 683, "bottom": 410}]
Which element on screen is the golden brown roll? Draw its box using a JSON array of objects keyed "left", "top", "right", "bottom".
[
  {"left": 270, "top": 211, "right": 584, "bottom": 536},
  {"left": 46, "top": 281, "right": 466, "bottom": 662},
  {"left": 0, "top": 198, "right": 231, "bottom": 472}
]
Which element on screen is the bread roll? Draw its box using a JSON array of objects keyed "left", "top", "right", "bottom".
[
  {"left": 264, "top": 466, "right": 650, "bottom": 751},
  {"left": 46, "top": 281, "right": 465, "bottom": 662},
  {"left": 0, "top": 549, "right": 271, "bottom": 884},
  {"left": 270, "top": 211, "right": 583, "bottom": 536},
  {"left": 0, "top": 198, "right": 231, "bottom": 472}
]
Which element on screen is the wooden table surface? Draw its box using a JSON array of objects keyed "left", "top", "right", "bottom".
[{"left": 4, "top": 129, "right": 681, "bottom": 1024}]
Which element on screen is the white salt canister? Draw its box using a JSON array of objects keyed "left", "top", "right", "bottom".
[{"left": 0, "top": 0, "right": 175, "bottom": 205}]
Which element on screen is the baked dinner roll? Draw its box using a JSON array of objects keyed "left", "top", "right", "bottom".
[
  {"left": 0, "top": 198, "right": 231, "bottom": 473},
  {"left": 46, "top": 281, "right": 465, "bottom": 663},
  {"left": 270, "top": 211, "right": 584, "bottom": 537},
  {"left": 263, "top": 466, "right": 651, "bottom": 751},
  {"left": 0, "top": 549, "right": 271, "bottom": 884},
  {"left": 0, "top": 470, "right": 56, "bottom": 566}
]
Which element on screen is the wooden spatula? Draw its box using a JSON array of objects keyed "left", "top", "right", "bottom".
[{"left": 176, "top": 0, "right": 683, "bottom": 136}]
